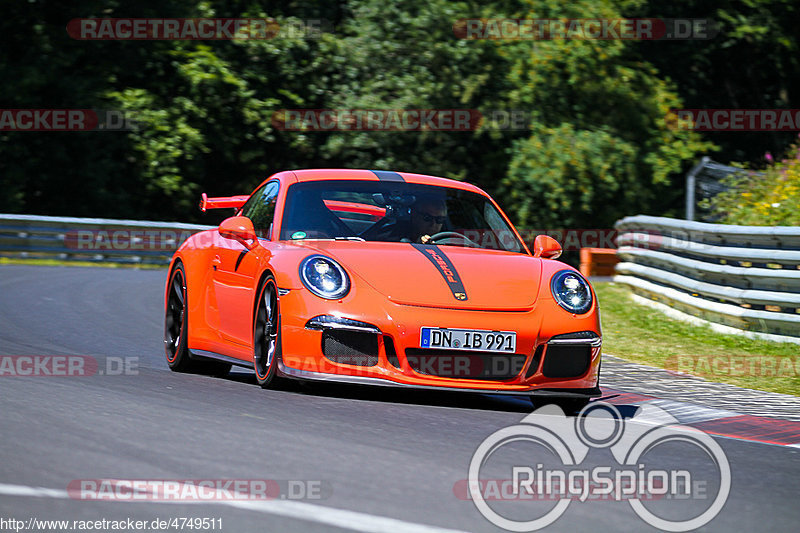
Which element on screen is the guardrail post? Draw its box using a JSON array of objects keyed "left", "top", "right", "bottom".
[{"left": 685, "top": 156, "right": 709, "bottom": 221}]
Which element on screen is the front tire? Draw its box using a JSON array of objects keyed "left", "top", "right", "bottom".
[{"left": 254, "top": 276, "right": 281, "bottom": 388}]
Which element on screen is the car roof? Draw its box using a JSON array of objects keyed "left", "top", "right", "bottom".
[{"left": 285, "top": 169, "right": 486, "bottom": 195}]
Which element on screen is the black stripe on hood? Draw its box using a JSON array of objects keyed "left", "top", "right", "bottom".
[{"left": 411, "top": 244, "right": 468, "bottom": 301}]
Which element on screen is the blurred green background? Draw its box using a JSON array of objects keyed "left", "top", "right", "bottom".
[{"left": 1, "top": 0, "right": 798, "bottom": 227}]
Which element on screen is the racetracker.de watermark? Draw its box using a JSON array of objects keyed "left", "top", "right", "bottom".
[
  {"left": 464, "top": 402, "right": 730, "bottom": 531},
  {"left": 1, "top": 518, "right": 223, "bottom": 532},
  {"left": 67, "top": 18, "right": 331, "bottom": 40},
  {"left": 68, "top": 479, "right": 331, "bottom": 501},
  {"left": 503, "top": 229, "right": 619, "bottom": 251},
  {"left": 453, "top": 18, "right": 717, "bottom": 40},
  {"left": 270, "top": 109, "right": 555, "bottom": 131},
  {"left": 0, "top": 356, "right": 138, "bottom": 377},
  {"left": 668, "top": 109, "right": 800, "bottom": 131},
  {"left": 665, "top": 354, "right": 800, "bottom": 379},
  {"left": 66, "top": 230, "right": 199, "bottom": 251},
  {"left": 65, "top": 228, "right": 748, "bottom": 256},
  {"left": 271, "top": 109, "right": 483, "bottom": 132},
  {"left": 276, "top": 109, "right": 760, "bottom": 132},
  {"left": 0, "top": 109, "right": 138, "bottom": 131}
]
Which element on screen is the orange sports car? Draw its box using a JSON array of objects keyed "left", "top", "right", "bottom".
[{"left": 164, "top": 169, "right": 601, "bottom": 410}]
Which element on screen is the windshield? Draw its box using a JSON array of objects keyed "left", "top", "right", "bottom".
[{"left": 279, "top": 180, "right": 525, "bottom": 253}]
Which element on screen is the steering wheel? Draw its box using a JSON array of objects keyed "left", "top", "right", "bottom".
[{"left": 427, "top": 231, "right": 480, "bottom": 248}]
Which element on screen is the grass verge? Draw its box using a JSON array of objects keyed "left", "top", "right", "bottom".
[
  {"left": 0, "top": 257, "right": 166, "bottom": 269},
  {"left": 594, "top": 281, "right": 799, "bottom": 396}
]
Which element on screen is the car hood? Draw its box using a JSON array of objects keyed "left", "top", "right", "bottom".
[{"left": 295, "top": 241, "right": 542, "bottom": 311}]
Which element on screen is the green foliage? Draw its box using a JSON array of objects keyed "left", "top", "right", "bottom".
[
  {"left": 708, "top": 139, "right": 800, "bottom": 225},
  {"left": 497, "top": 0, "right": 713, "bottom": 228},
  {"left": 1, "top": 0, "right": 797, "bottom": 228},
  {"left": 503, "top": 124, "right": 638, "bottom": 228},
  {"left": 106, "top": 88, "right": 206, "bottom": 214},
  {"left": 631, "top": 0, "right": 800, "bottom": 163},
  {"left": 318, "top": 0, "right": 512, "bottom": 188}
]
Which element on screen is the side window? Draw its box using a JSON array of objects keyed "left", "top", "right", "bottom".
[
  {"left": 483, "top": 203, "right": 522, "bottom": 252},
  {"left": 241, "top": 181, "right": 280, "bottom": 239}
]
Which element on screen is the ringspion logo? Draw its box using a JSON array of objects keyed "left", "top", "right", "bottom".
[{"left": 466, "top": 402, "right": 730, "bottom": 531}]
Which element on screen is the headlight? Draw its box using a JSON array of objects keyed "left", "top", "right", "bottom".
[
  {"left": 300, "top": 255, "right": 350, "bottom": 299},
  {"left": 551, "top": 270, "right": 593, "bottom": 314}
]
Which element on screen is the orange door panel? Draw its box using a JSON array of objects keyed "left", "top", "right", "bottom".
[{"left": 211, "top": 240, "right": 260, "bottom": 347}]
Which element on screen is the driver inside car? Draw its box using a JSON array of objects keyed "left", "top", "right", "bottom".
[{"left": 407, "top": 196, "right": 448, "bottom": 243}]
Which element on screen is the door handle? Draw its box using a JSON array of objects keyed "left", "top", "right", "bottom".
[{"left": 212, "top": 256, "right": 221, "bottom": 270}]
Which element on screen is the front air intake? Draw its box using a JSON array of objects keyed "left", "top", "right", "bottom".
[
  {"left": 540, "top": 344, "right": 591, "bottom": 378},
  {"left": 322, "top": 330, "right": 379, "bottom": 366}
]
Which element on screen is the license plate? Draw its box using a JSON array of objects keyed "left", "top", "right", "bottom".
[{"left": 420, "top": 327, "right": 516, "bottom": 353}]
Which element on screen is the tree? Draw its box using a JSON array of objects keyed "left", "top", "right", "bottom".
[
  {"left": 630, "top": 0, "right": 800, "bottom": 163},
  {"left": 496, "top": 0, "right": 713, "bottom": 228}
]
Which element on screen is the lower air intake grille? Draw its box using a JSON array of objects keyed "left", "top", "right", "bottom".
[
  {"left": 525, "top": 345, "right": 544, "bottom": 379},
  {"left": 322, "top": 330, "right": 379, "bottom": 366},
  {"left": 384, "top": 335, "right": 401, "bottom": 369},
  {"left": 541, "top": 344, "right": 591, "bottom": 378},
  {"left": 405, "top": 348, "right": 526, "bottom": 380}
]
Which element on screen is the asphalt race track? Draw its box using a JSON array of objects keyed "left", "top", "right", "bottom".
[{"left": 1, "top": 265, "right": 798, "bottom": 532}]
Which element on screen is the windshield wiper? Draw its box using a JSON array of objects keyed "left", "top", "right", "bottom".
[{"left": 334, "top": 236, "right": 366, "bottom": 241}]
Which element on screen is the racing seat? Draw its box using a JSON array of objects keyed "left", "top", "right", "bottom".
[{"left": 282, "top": 191, "right": 353, "bottom": 239}]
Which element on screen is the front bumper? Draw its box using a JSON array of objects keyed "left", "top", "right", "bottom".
[
  {"left": 276, "top": 285, "right": 602, "bottom": 395},
  {"left": 277, "top": 358, "right": 601, "bottom": 398}
]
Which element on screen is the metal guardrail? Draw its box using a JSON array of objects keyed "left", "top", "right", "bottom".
[
  {"left": 0, "top": 214, "right": 213, "bottom": 265},
  {"left": 614, "top": 215, "right": 800, "bottom": 340}
]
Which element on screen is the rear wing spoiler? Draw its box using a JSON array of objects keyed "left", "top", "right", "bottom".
[{"left": 199, "top": 193, "right": 249, "bottom": 212}]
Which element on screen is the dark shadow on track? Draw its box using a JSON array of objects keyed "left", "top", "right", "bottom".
[{"left": 219, "top": 369, "right": 646, "bottom": 417}]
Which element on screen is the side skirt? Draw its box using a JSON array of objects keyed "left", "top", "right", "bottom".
[{"left": 190, "top": 349, "right": 252, "bottom": 369}]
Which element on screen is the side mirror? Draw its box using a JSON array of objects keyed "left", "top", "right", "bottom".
[
  {"left": 218, "top": 216, "right": 258, "bottom": 249},
  {"left": 533, "top": 234, "right": 562, "bottom": 260}
]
